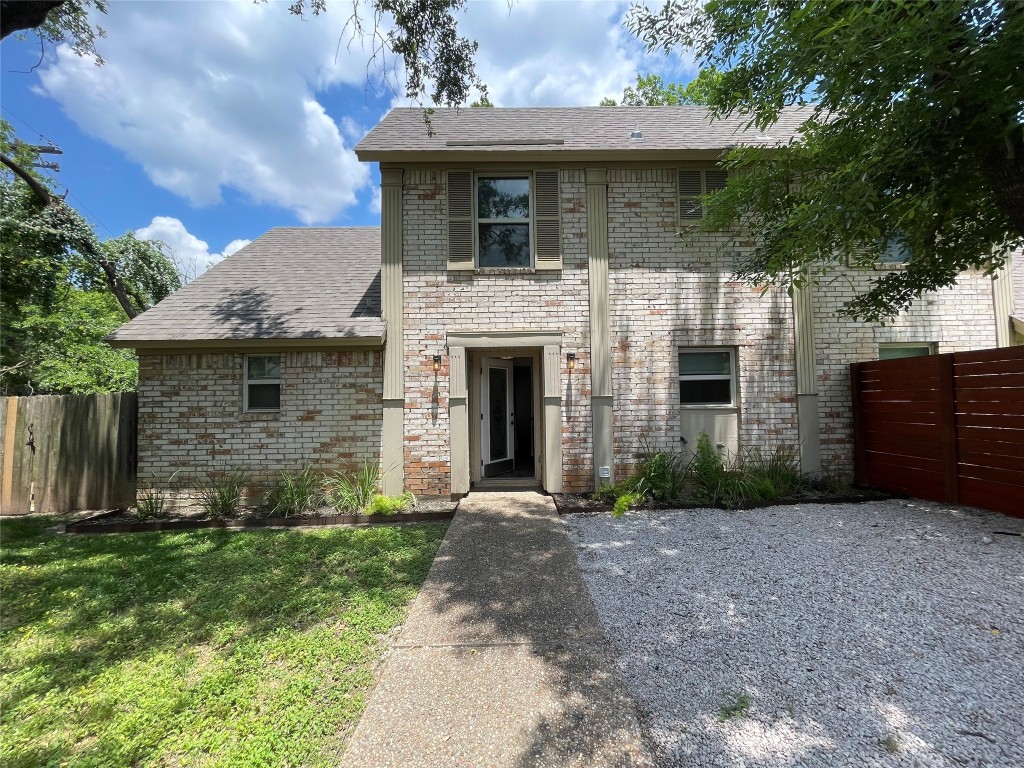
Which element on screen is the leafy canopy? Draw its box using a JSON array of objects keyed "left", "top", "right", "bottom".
[
  {"left": 628, "top": 0, "right": 1024, "bottom": 320},
  {"left": 1, "top": 123, "right": 180, "bottom": 394},
  {"left": 600, "top": 69, "right": 723, "bottom": 107}
]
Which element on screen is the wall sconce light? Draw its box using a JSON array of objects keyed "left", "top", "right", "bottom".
[
  {"left": 566, "top": 352, "right": 576, "bottom": 371},
  {"left": 432, "top": 354, "right": 442, "bottom": 372}
]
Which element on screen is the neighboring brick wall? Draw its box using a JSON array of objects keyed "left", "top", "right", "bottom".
[
  {"left": 607, "top": 169, "right": 798, "bottom": 473},
  {"left": 401, "top": 169, "right": 593, "bottom": 494},
  {"left": 137, "top": 350, "right": 383, "bottom": 497},
  {"left": 813, "top": 268, "right": 997, "bottom": 474}
]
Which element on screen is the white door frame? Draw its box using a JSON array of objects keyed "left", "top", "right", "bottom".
[{"left": 481, "top": 357, "right": 515, "bottom": 477}]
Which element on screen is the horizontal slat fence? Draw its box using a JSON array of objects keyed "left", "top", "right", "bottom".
[
  {"left": 0, "top": 393, "right": 137, "bottom": 515},
  {"left": 851, "top": 346, "right": 1024, "bottom": 517}
]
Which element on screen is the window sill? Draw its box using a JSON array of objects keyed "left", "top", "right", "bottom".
[
  {"left": 240, "top": 410, "right": 281, "bottom": 421},
  {"left": 679, "top": 404, "right": 739, "bottom": 411},
  {"left": 474, "top": 267, "right": 537, "bottom": 275}
]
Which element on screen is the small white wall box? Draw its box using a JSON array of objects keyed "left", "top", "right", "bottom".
[{"left": 598, "top": 466, "right": 611, "bottom": 478}]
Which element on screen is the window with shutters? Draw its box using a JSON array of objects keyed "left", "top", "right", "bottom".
[
  {"left": 446, "top": 170, "right": 562, "bottom": 271},
  {"left": 678, "top": 169, "right": 728, "bottom": 226}
]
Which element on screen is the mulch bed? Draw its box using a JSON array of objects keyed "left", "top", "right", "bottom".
[
  {"left": 552, "top": 487, "right": 893, "bottom": 515},
  {"left": 64, "top": 502, "right": 458, "bottom": 535}
]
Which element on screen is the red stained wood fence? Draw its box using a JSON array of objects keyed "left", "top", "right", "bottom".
[{"left": 851, "top": 346, "right": 1024, "bottom": 518}]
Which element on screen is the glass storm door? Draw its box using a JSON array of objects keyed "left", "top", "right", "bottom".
[{"left": 481, "top": 358, "right": 515, "bottom": 477}]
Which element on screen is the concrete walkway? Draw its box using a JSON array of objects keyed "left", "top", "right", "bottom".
[{"left": 339, "top": 492, "right": 653, "bottom": 768}]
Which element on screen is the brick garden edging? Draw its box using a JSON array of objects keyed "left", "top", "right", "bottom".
[{"left": 63, "top": 509, "right": 455, "bottom": 535}]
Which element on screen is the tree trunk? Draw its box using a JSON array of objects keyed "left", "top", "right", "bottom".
[{"left": 0, "top": 0, "right": 65, "bottom": 40}]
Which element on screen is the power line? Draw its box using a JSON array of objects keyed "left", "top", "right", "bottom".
[{"left": 2, "top": 106, "right": 118, "bottom": 238}]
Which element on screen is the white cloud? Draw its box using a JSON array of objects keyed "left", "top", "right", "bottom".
[
  {"left": 36, "top": 0, "right": 374, "bottom": 223},
  {"left": 136, "top": 216, "right": 250, "bottom": 280},
  {"left": 460, "top": 0, "right": 697, "bottom": 107}
]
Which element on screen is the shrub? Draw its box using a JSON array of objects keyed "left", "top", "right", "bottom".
[
  {"left": 738, "top": 444, "right": 802, "bottom": 499},
  {"left": 612, "top": 491, "right": 643, "bottom": 518},
  {"left": 136, "top": 473, "right": 176, "bottom": 520},
  {"left": 633, "top": 449, "right": 689, "bottom": 504},
  {"left": 323, "top": 460, "right": 381, "bottom": 514},
  {"left": 366, "top": 492, "right": 416, "bottom": 516},
  {"left": 196, "top": 469, "right": 248, "bottom": 519},
  {"left": 263, "top": 465, "right": 322, "bottom": 518}
]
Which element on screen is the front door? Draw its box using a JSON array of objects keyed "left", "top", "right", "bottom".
[{"left": 481, "top": 358, "right": 514, "bottom": 477}]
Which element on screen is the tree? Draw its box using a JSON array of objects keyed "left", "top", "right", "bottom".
[
  {"left": 601, "top": 69, "right": 722, "bottom": 107},
  {"left": 1, "top": 126, "right": 180, "bottom": 394},
  {"left": 628, "top": 0, "right": 1024, "bottom": 320}
]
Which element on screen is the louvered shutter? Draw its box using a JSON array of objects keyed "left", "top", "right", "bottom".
[
  {"left": 705, "top": 170, "right": 728, "bottom": 193},
  {"left": 533, "top": 170, "right": 562, "bottom": 270},
  {"left": 678, "top": 170, "right": 703, "bottom": 225},
  {"left": 447, "top": 170, "right": 474, "bottom": 270}
]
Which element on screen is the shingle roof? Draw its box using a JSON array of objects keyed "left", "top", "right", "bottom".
[
  {"left": 107, "top": 227, "right": 383, "bottom": 346},
  {"left": 355, "top": 106, "right": 809, "bottom": 159}
]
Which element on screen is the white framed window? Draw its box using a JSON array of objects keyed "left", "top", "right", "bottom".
[
  {"left": 476, "top": 175, "right": 532, "bottom": 267},
  {"left": 878, "top": 343, "right": 935, "bottom": 360},
  {"left": 678, "top": 169, "right": 728, "bottom": 225},
  {"left": 447, "top": 169, "right": 561, "bottom": 271},
  {"left": 244, "top": 354, "right": 281, "bottom": 411},
  {"left": 679, "top": 348, "right": 737, "bottom": 406}
]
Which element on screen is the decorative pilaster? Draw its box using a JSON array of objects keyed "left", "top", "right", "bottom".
[
  {"left": 586, "top": 168, "right": 613, "bottom": 487},
  {"left": 380, "top": 168, "right": 405, "bottom": 493}
]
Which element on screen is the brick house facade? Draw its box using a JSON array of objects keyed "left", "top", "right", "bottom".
[{"left": 110, "top": 107, "right": 1018, "bottom": 499}]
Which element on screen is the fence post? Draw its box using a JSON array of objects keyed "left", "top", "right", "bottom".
[
  {"left": 937, "top": 354, "right": 960, "bottom": 503},
  {"left": 849, "top": 362, "right": 867, "bottom": 486}
]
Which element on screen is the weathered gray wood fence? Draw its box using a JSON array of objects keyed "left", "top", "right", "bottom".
[{"left": 0, "top": 393, "right": 137, "bottom": 515}]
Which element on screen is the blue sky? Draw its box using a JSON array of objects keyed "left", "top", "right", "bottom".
[{"left": 1, "top": 0, "right": 693, "bottom": 276}]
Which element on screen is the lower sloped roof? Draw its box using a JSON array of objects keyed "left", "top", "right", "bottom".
[{"left": 107, "top": 227, "right": 383, "bottom": 347}]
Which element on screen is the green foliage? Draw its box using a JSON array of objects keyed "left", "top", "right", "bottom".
[
  {"left": 196, "top": 470, "right": 248, "bottom": 519},
  {"left": 7, "top": 289, "right": 137, "bottom": 394},
  {"left": 1, "top": 121, "right": 181, "bottom": 394},
  {"left": 470, "top": 93, "right": 494, "bottom": 107},
  {"left": 632, "top": 449, "right": 690, "bottom": 504},
  {"left": 0, "top": 516, "right": 447, "bottom": 767},
  {"left": 718, "top": 692, "right": 752, "bottom": 721},
  {"left": 602, "top": 69, "right": 723, "bottom": 107},
  {"left": 627, "top": 0, "right": 1024, "bottom": 320},
  {"left": 263, "top": 465, "right": 323, "bottom": 518},
  {"left": 322, "top": 460, "right": 381, "bottom": 514},
  {"left": 366, "top": 492, "right": 416, "bottom": 516},
  {"left": 612, "top": 492, "right": 643, "bottom": 518},
  {"left": 135, "top": 473, "right": 177, "bottom": 521}
]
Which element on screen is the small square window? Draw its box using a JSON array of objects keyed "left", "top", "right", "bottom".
[
  {"left": 245, "top": 355, "right": 281, "bottom": 411},
  {"left": 878, "top": 343, "right": 934, "bottom": 360},
  {"left": 679, "top": 349, "right": 736, "bottom": 406},
  {"left": 878, "top": 238, "right": 911, "bottom": 264}
]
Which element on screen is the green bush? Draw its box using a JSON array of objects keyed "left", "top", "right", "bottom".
[
  {"left": 739, "top": 444, "right": 802, "bottom": 498},
  {"left": 612, "top": 491, "right": 643, "bottom": 518},
  {"left": 323, "top": 460, "right": 381, "bottom": 513},
  {"left": 136, "top": 474, "right": 173, "bottom": 520},
  {"left": 633, "top": 449, "right": 689, "bottom": 504},
  {"left": 366, "top": 492, "right": 416, "bottom": 516},
  {"left": 263, "top": 465, "right": 322, "bottom": 517},
  {"left": 196, "top": 469, "right": 248, "bottom": 519}
]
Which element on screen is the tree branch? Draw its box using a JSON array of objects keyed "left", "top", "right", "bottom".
[
  {"left": 1, "top": 153, "right": 51, "bottom": 205},
  {"left": 0, "top": 0, "right": 66, "bottom": 40}
]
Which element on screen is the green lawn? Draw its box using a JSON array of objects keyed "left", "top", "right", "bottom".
[{"left": 0, "top": 517, "right": 447, "bottom": 767}]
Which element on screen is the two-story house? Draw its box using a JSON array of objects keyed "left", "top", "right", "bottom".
[{"left": 108, "top": 107, "right": 1018, "bottom": 500}]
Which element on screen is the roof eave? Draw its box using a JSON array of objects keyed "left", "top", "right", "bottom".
[
  {"left": 106, "top": 331, "right": 386, "bottom": 351},
  {"left": 355, "top": 147, "right": 737, "bottom": 164}
]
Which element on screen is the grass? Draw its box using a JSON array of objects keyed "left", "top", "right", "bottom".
[{"left": 0, "top": 516, "right": 447, "bottom": 767}]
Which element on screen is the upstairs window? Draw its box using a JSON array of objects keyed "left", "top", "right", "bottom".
[
  {"left": 679, "top": 348, "right": 737, "bottom": 406},
  {"left": 245, "top": 355, "right": 281, "bottom": 411},
  {"left": 477, "top": 176, "right": 531, "bottom": 267},
  {"left": 678, "top": 169, "right": 728, "bottom": 225},
  {"left": 447, "top": 169, "right": 561, "bottom": 271}
]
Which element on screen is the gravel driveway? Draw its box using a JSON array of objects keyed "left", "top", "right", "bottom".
[{"left": 564, "top": 500, "right": 1024, "bottom": 767}]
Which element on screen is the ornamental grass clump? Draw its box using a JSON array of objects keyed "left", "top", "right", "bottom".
[
  {"left": 366, "top": 491, "right": 416, "bottom": 516},
  {"left": 322, "top": 460, "right": 381, "bottom": 514},
  {"left": 196, "top": 469, "right": 248, "bottom": 519},
  {"left": 263, "top": 465, "right": 322, "bottom": 517}
]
